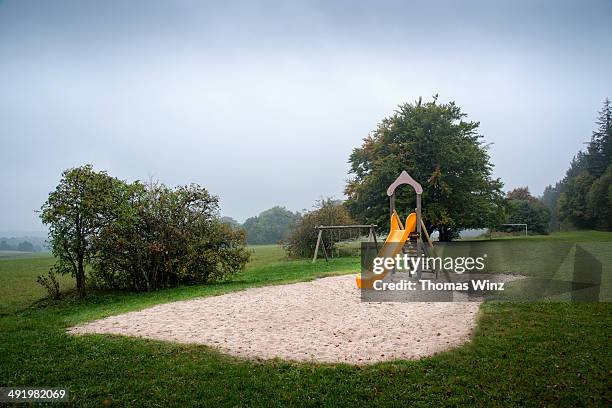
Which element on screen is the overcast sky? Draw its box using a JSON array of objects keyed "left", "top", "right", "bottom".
[{"left": 1, "top": 0, "right": 611, "bottom": 233}]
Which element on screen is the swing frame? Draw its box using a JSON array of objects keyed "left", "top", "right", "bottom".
[{"left": 312, "top": 224, "right": 378, "bottom": 263}]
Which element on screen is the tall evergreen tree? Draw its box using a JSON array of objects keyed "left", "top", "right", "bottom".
[{"left": 587, "top": 98, "right": 612, "bottom": 178}]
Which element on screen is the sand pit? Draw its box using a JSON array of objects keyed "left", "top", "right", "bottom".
[{"left": 68, "top": 275, "right": 488, "bottom": 364}]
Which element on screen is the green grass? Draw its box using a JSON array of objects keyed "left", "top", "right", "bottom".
[
  {"left": 474, "top": 230, "right": 612, "bottom": 242},
  {"left": 0, "top": 237, "right": 610, "bottom": 406},
  {"left": 0, "top": 253, "right": 73, "bottom": 315}
]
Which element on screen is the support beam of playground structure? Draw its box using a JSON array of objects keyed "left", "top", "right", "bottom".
[{"left": 315, "top": 225, "right": 378, "bottom": 229}]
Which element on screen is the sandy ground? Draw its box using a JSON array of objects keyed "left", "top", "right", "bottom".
[{"left": 67, "top": 274, "right": 510, "bottom": 364}]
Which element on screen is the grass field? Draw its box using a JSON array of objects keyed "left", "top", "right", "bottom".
[
  {"left": 0, "top": 253, "right": 72, "bottom": 315},
  {"left": 473, "top": 230, "right": 612, "bottom": 242},
  {"left": 0, "top": 235, "right": 611, "bottom": 406}
]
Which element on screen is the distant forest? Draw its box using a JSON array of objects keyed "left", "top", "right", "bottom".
[
  {"left": 222, "top": 206, "right": 301, "bottom": 245},
  {"left": 0, "top": 236, "right": 47, "bottom": 252}
]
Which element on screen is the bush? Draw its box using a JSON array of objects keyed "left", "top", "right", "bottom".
[
  {"left": 284, "top": 198, "right": 355, "bottom": 258},
  {"left": 37, "top": 268, "right": 61, "bottom": 300},
  {"left": 41, "top": 165, "right": 250, "bottom": 295},
  {"left": 90, "top": 181, "right": 250, "bottom": 291}
]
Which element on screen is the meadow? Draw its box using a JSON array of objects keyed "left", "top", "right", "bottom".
[{"left": 0, "top": 233, "right": 610, "bottom": 406}]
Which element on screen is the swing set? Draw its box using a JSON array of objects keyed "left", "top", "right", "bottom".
[{"left": 311, "top": 224, "right": 378, "bottom": 263}]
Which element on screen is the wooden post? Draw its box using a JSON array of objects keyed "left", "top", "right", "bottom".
[
  {"left": 312, "top": 228, "right": 323, "bottom": 263},
  {"left": 420, "top": 219, "right": 434, "bottom": 250},
  {"left": 416, "top": 194, "right": 422, "bottom": 237},
  {"left": 371, "top": 225, "right": 379, "bottom": 251},
  {"left": 321, "top": 233, "right": 329, "bottom": 261},
  {"left": 416, "top": 193, "right": 422, "bottom": 278}
]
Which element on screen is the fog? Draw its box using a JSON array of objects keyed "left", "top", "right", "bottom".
[{"left": 1, "top": 0, "right": 611, "bottom": 232}]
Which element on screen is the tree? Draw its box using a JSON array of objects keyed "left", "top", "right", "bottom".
[
  {"left": 505, "top": 187, "right": 551, "bottom": 235},
  {"left": 285, "top": 198, "right": 354, "bottom": 258},
  {"left": 17, "top": 241, "right": 34, "bottom": 252},
  {"left": 0, "top": 240, "right": 13, "bottom": 250},
  {"left": 40, "top": 165, "right": 124, "bottom": 297},
  {"left": 557, "top": 170, "right": 595, "bottom": 229},
  {"left": 587, "top": 164, "right": 612, "bottom": 231},
  {"left": 565, "top": 151, "right": 589, "bottom": 180},
  {"left": 345, "top": 96, "right": 505, "bottom": 241},
  {"left": 243, "top": 206, "right": 301, "bottom": 245},
  {"left": 506, "top": 187, "right": 533, "bottom": 201},
  {"left": 542, "top": 182, "right": 562, "bottom": 231},
  {"left": 586, "top": 98, "right": 612, "bottom": 178}
]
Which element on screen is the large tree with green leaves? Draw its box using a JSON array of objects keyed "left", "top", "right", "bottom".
[
  {"left": 345, "top": 97, "right": 504, "bottom": 241},
  {"left": 40, "top": 165, "right": 124, "bottom": 297}
]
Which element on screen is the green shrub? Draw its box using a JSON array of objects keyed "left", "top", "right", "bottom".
[{"left": 91, "top": 181, "right": 250, "bottom": 291}]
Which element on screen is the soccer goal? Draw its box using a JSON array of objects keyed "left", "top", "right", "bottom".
[{"left": 489, "top": 223, "right": 528, "bottom": 238}]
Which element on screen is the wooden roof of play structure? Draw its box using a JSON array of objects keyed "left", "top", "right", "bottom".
[{"left": 386, "top": 170, "right": 423, "bottom": 196}]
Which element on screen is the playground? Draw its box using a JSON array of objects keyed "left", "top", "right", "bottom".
[
  {"left": 66, "top": 171, "right": 467, "bottom": 364},
  {"left": 63, "top": 171, "right": 597, "bottom": 366}
]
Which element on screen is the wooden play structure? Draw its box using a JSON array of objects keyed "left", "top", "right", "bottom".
[{"left": 356, "top": 170, "right": 437, "bottom": 289}]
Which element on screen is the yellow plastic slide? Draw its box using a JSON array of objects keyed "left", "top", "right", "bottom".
[{"left": 355, "top": 211, "right": 416, "bottom": 289}]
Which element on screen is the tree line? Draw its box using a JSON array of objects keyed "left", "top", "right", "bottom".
[
  {"left": 0, "top": 239, "right": 41, "bottom": 252},
  {"left": 220, "top": 207, "right": 301, "bottom": 245}
]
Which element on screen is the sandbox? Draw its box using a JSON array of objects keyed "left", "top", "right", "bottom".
[{"left": 68, "top": 275, "right": 488, "bottom": 364}]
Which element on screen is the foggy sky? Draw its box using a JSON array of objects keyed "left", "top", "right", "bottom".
[{"left": 1, "top": 0, "right": 611, "bottom": 233}]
